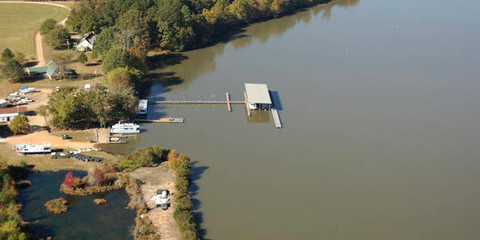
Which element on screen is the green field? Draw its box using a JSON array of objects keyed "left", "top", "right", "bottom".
[{"left": 0, "top": 3, "right": 69, "bottom": 58}]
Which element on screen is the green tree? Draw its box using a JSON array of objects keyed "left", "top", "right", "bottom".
[
  {"left": 102, "top": 47, "right": 131, "bottom": 73},
  {"left": 1, "top": 48, "right": 14, "bottom": 63},
  {"left": 14, "top": 52, "right": 27, "bottom": 66},
  {"left": 37, "top": 105, "right": 50, "bottom": 127},
  {"left": 103, "top": 67, "right": 143, "bottom": 87},
  {"left": 1, "top": 59, "right": 24, "bottom": 83},
  {"left": 77, "top": 52, "right": 88, "bottom": 64},
  {"left": 48, "top": 87, "right": 78, "bottom": 129},
  {"left": 9, "top": 115, "right": 30, "bottom": 135},
  {"left": 40, "top": 19, "right": 57, "bottom": 35},
  {"left": 94, "top": 27, "right": 115, "bottom": 56},
  {"left": 45, "top": 26, "right": 70, "bottom": 49},
  {"left": 106, "top": 81, "right": 137, "bottom": 121}
]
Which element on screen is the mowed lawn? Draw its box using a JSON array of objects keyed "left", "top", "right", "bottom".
[{"left": 0, "top": 3, "right": 69, "bottom": 58}]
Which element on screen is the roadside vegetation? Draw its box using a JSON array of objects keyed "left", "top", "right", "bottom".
[{"left": 0, "top": 160, "right": 29, "bottom": 240}]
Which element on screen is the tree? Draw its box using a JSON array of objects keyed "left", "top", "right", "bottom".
[
  {"left": 63, "top": 171, "right": 79, "bottom": 188},
  {"left": 45, "top": 26, "right": 70, "bottom": 49},
  {"left": 77, "top": 52, "right": 88, "bottom": 64},
  {"left": 14, "top": 51, "right": 27, "bottom": 66},
  {"left": 92, "top": 169, "right": 105, "bottom": 185},
  {"left": 40, "top": 19, "right": 57, "bottom": 35},
  {"left": 103, "top": 67, "right": 143, "bottom": 87},
  {"left": 102, "top": 47, "right": 131, "bottom": 73},
  {"left": 1, "top": 48, "right": 14, "bottom": 63},
  {"left": 37, "top": 105, "right": 50, "bottom": 127},
  {"left": 1, "top": 59, "right": 24, "bottom": 83},
  {"left": 93, "top": 27, "right": 115, "bottom": 56},
  {"left": 9, "top": 115, "right": 30, "bottom": 135}
]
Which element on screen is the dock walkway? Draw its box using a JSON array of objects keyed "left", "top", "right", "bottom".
[
  {"left": 150, "top": 100, "right": 244, "bottom": 105},
  {"left": 271, "top": 108, "right": 282, "bottom": 128}
]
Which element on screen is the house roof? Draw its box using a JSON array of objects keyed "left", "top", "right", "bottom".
[
  {"left": 27, "top": 65, "right": 48, "bottom": 74},
  {"left": 245, "top": 83, "right": 272, "bottom": 104},
  {"left": 0, "top": 107, "right": 27, "bottom": 114},
  {"left": 77, "top": 31, "right": 96, "bottom": 48},
  {"left": 46, "top": 60, "right": 60, "bottom": 76}
]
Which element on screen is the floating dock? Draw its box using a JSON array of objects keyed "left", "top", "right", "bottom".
[
  {"left": 135, "top": 118, "right": 184, "bottom": 123},
  {"left": 271, "top": 108, "right": 282, "bottom": 128}
]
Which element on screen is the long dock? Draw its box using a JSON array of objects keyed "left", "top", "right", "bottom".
[
  {"left": 149, "top": 100, "right": 244, "bottom": 105},
  {"left": 135, "top": 118, "right": 184, "bottom": 123},
  {"left": 271, "top": 108, "right": 282, "bottom": 128}
]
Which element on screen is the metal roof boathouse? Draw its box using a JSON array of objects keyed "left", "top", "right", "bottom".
[{"left": 245, "top": 83, "right": 272, "bottom": 110}]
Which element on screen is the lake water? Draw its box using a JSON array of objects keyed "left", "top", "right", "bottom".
[
  {"left": 19, "top": 171, "right": 135, "bottom": 240},
  {"left": 136, "top": 0, "right": 480, "bottom": 239}
]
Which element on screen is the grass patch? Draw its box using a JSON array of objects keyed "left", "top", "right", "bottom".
[{"left": 0, "top": 3, "right": 69, "bottom": 58}]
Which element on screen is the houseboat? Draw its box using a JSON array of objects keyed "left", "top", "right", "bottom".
[
  {"left": 110, "top": 122, "right": 140, "bottom": 134},
  {"left": 13, "top": 144, "right": 51, "bottom": 154},
  {"left": 138, "top": 99, "right": 148, "bottom": 116}
]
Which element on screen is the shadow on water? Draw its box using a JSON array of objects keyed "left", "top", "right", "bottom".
[
  {"left": 189, "top": 161, "right": 209, "bottom": 239},
  {"left": 269, "top": 91, "right": 283, "bottom": 111}
]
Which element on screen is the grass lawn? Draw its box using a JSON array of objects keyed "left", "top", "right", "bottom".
[{"left": 0, "top": 3, "right": 69, "bottom": 58}]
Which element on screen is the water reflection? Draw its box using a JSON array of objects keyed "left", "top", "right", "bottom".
[{"left": 150, "top": 0, "right": 360, "bottom": 89}]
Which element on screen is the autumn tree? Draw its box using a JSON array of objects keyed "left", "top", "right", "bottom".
[
  {"left": 63, "top": 171, "right": 81, "bottom": 188},
  {"left": 92, "top": 169, "right": 105, "bottom": 185}
]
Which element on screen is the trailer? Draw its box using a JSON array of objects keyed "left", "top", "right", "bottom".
[{"left": 14, "top": 144, "right": 51, "bottom": 154}]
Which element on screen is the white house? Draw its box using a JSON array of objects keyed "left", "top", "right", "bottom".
[
  {"left": 75, "top": 31, "right": 96, "bottom": 52},
  {"left": 0, "top": 107, "right": 27, "bottom": 123}
]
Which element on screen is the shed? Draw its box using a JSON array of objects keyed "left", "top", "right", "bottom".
[
  {"left": 0, "top": 107, "right": 27, "bottom": 123},
  {"left": 245, "top": 83, "right": 272, "bottom": 110},
  {"left": 75, "top": 31, "right": 96, "bottom": 52}
]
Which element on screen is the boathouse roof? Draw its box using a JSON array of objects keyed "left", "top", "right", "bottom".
[{"left": 245, "top": 83, "right": 272, "bottom": 104}]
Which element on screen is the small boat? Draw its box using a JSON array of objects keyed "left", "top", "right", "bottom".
[
  {"left": 138, "top": 99, "right": 148, "bottom": 115},
  {"left": 110, "top": 122, "right": 140, "bottom": 134}
]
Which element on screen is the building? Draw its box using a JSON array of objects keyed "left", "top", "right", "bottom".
[
  {"left": 245, "top": 83, "right": 272, "bottom": 110},
  {"left": 0, "top": 107, "right": 27, "bottom": 123},
  {"left": 75, "top": 31, "right": 96, "bottom": 52},
  {"left": 27, "top": 60, "right": 74, "bottom": 80}
]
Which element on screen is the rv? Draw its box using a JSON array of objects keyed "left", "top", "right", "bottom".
[
  {"left": 110, "top": 122, "right": 140, "bottom": 134},
  {"left": 14, "top": 144, "right": 51, "bottom": 154},
  {"left": 138, "top": 99, "right": 148, "bottom": 115}
]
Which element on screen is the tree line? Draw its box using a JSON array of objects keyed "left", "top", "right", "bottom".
[{"left": 68, "top": 0, "right": 332, "bottom": 53}]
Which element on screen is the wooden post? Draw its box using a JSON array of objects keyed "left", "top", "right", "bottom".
[
  {"left": 226, "top": 92, "right": 231, "bottom": 112},
  {"left": 244, "top": 91, "right": 251, "bottom": 116}
]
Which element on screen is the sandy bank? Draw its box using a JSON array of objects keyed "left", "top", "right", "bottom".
[{"left": 128, "top": 167, "right": 179, "bottom": 240}]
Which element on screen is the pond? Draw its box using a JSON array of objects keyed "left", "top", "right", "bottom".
[{"left": 19, "top": 171, "right": 135, "bottom": 240}]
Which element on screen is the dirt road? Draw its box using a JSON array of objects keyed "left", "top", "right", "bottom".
[{"left": 0, "top": 1, "right": 71, "bottom": 66}]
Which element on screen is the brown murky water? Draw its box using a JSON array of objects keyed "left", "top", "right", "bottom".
[{"left": 136, "top": 0, "right": 480, "bottom": 239}]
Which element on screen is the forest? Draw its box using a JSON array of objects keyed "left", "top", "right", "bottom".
[{"left": 67, "top": 0, "right": 333, "bottom": 53}]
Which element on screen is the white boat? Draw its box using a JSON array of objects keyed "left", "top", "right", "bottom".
[
  {"left": 14, "top": 144, "right": 51, "bottom": 154},
  {"left": 20, "top": 87, "right": 36, "bottom": 94},
  {"left": 110, "top": 122, "right": 140, "bottom": 134},
  {"left": 138, "top": 99, "right": 148, "bottom": 115}
]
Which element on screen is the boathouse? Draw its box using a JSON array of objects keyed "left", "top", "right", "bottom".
[{"left": 245, "top": 83, "right": 272, "bottom": 110}]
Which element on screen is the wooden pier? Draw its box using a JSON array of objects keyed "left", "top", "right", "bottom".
[
  {"left": 149, "top": 100, "right": 244, "bottom": 105},
  {"left": 135, "top": 118, "right": 184, "bottom": 123},
  {"left": 271, "top": 108, "right": 282, "bottom": 128}
]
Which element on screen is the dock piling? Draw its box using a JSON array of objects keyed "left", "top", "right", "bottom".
[{"left": 226, "top": 92, "right": 231, "bottom": 112}]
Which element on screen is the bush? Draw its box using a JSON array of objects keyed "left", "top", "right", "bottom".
[
  {"left": 77, "top": 52, "right": 88, "bottom": 64},
  {"left": 117, "top": 146, "right": 169, "bottom": 171},
  {"left": 9, "top": 115, "right": 30, "bottom": 135},
  {"left": 44, "top": 198, "right": 68, "bottom": 214}
]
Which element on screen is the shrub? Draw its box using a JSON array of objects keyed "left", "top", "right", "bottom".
[
  {"left": 77, "top": 52, "right": 88, "bottom": 64},
  {"left": 9, "top": 115, "right": 30, "bottom": 135},
  {"left": 93, "top": 168, "right": 105, "bottom": 185},
  {"left": 44, "top": 198, "right": 68, "bottom": 214},
  {"left": 1, "top": 48, "right": 14, "bottom": 63},
  {"left": 117, "top": 146, "right": 169, "bottom": 171}
]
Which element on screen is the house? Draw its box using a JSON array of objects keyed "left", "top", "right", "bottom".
[
  {"left": 75, "top": 31, "right": 96, "bottom": 52},
  {"left": 245, "top": 83, "right": 272, "bottom": 110},
  {"left": 27, "top": 60, "right": 74, "bottom": 80},
  {"left": 0, "top": 107, "right": 27, "bottom": 123}
]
